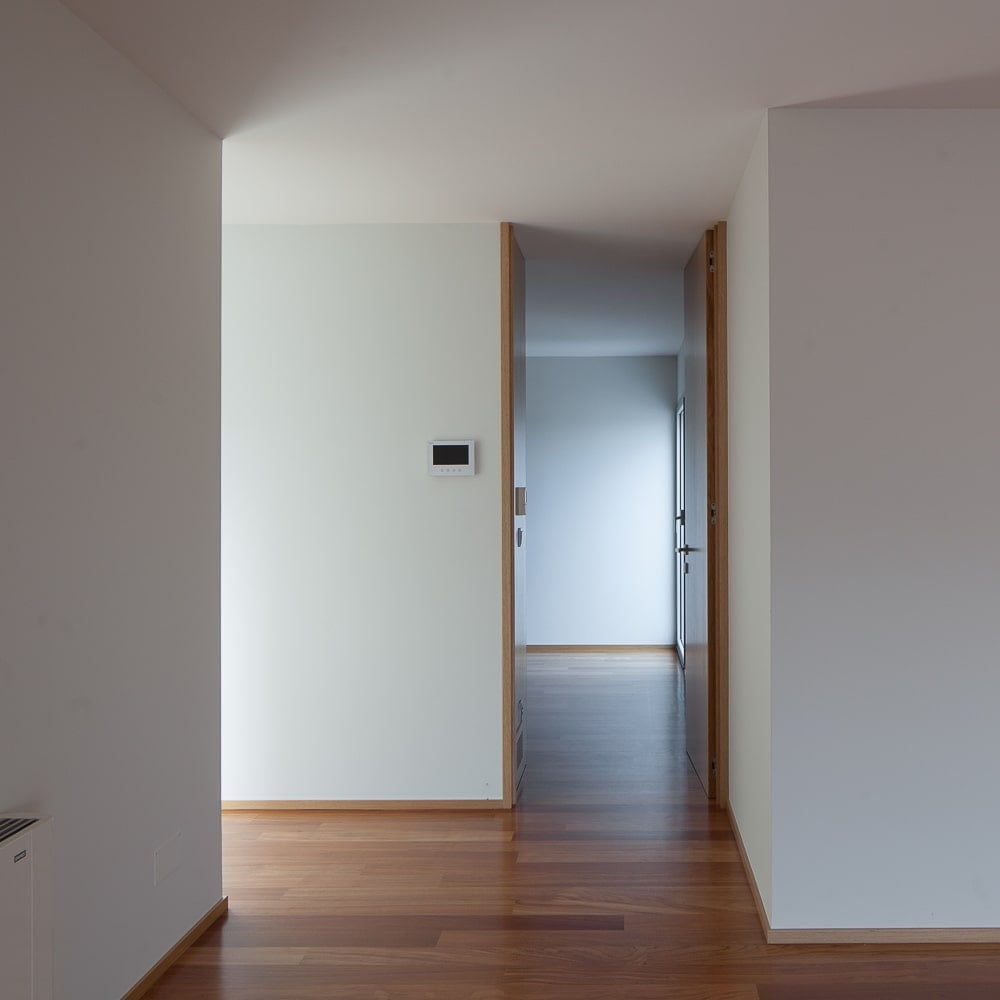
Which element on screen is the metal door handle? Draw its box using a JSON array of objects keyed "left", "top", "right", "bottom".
[{"left": 676, "top": 545, "right": 699, "bottom": 554}]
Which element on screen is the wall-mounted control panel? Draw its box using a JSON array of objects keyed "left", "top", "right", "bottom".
[{"left": 428, "top": 439, "right": 476, "bottom": 476}]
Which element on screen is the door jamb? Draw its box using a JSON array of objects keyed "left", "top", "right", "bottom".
[
  {"left": 500, "top": 221, "right": 515, "bottom": 809},
  {"left": 708, "top": 221, "right": 730, "bottom": 808}
]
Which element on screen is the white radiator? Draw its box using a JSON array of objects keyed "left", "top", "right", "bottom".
[{"left": 0, "top": 817, "right": 53, "bottom": 1000}]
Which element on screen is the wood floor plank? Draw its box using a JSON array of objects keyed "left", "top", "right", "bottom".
[{"left": 146, "top": 652, "right": 1000, "bottom": 998}]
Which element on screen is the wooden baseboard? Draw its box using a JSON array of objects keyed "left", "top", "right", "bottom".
[
  {"left": 767, "top": 926, "right": 1000, "bottom": 944},
  {"left": 222, "top": 799, "right": 504, "bottom": 811},
  {"left": 122, "top": 896, "right": 228, "bottom": 1000},
  {"left": 727, "top": 808, "right": 1000, "bottom": 944},
  {"left": 526, "top": 644, "right": 675, "bottom": 654},
  {"left": 726, "top": 806, "right": 770, "bottom": 942}
]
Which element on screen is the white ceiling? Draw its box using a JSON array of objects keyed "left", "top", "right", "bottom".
[
  {"left": 63, "top": 0, "right": 1000, "bottom": 268},
  {"left": 527, "top": 260, "right": 683, "bottom": 356}
]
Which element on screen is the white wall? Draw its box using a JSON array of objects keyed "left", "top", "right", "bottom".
[
  {"left": 725, "top": 116, "right": 772, "bottom": 919},
  {"left": 0, "top": 3, "right": 222, "bottom": 998},
  {"left": 767, "top": 110, "right": 1000, "bottom": 928},
  {"left": 222, "top": 224, "right": 503, "bottom": 801},
  {"left": 526, "top": 357, "right": 676, "bottom": 646}
]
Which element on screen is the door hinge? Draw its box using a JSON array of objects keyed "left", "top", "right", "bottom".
[
  {"left": 709, "top": 250, "right": 716, "bottom": 273},
  {"left": 711, "top": 757, "right": 717, "bottom": 774},
  {"left": 710, "top": 503, "right": 718, "bottom": 526}
]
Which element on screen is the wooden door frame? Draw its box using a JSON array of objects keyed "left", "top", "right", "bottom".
[
  {"left": 707, "top": 222, "right": 730, "bottom": 808},
  {"left": 499, "top": 220, "right": 729, "bottom": 810},
  {"left": 500, "top": 221, "right": 516, "bottom": 808}
]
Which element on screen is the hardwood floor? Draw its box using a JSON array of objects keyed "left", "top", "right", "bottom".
[{"left": 148, "top": 652, "right": 1000, "bottom": 998}]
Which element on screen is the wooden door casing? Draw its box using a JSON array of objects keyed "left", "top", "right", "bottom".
[{"left": 501, "top": 222, "right": 527, "bottom": 805}]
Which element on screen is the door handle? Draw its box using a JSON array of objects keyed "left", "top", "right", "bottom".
[{"left": 676, "top": 545, "right": 699, "bottom": 554}]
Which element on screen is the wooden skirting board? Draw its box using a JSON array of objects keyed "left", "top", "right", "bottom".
[
  {"left": 222, "top": 800, "right": 504, "bottom": 811},
  {"left": 727, "top": 808, "right": 1000, "bottom": 944},
  {"left": 769, "top": 926, "right": 1000, "bottom": 944},
  {"left": 526, "top": 644, "right": 675, "bottom": 654},
  {"left": 121, "top": 896, "right": 228, "bottom": 999},
  {"left": 726, "top": 806, "right": 771, "bottom": 942}
]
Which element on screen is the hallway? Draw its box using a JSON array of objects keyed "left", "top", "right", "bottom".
[{"left": 149, "top": 652, "right": 1000, "bottom": 998}]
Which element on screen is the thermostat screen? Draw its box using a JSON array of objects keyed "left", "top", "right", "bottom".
[{"left": 433, "top": 444, "right": 470, "bottom": 466}]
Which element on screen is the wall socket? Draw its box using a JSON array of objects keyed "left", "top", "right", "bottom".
[{"left": 153, "top": 832, "right": 182, "bottom": 886}]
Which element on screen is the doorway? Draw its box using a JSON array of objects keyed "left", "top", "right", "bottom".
[
  {"left": 502, "top": 223, "right": 729, "bottom": 809},
  {"left": 503, "top": 233, "right": 692, "bottom": 804}
]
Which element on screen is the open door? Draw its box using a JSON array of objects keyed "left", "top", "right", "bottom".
[
  {"left": 680, "top": 224, "right": 728, "bottom": 804},
  {"left": 675, "top": 398, "right": 687, "bottom": 667},
  {"left": 501, "top": 222, "right": 527, "bottom": 805}
]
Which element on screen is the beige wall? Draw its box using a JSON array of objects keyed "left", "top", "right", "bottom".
[
  {"left": 526, "top": 356, "right": 677, "bottom": 645},
  {"left": 725, "top": 114, "right": 773, "bottom": 919},
  {"left": 222, "top": 224, "right": 504, "bottom": 801},
  {"left": 0, "top": 2, "right": 222, "bottom": 996},
  {"left": 768, "top": 109, "right": 1000, "bottom": 928}
]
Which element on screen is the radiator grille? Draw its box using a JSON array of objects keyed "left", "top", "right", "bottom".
[{"left": 0, "top": 818, "right": 36, "bottom": 844}]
